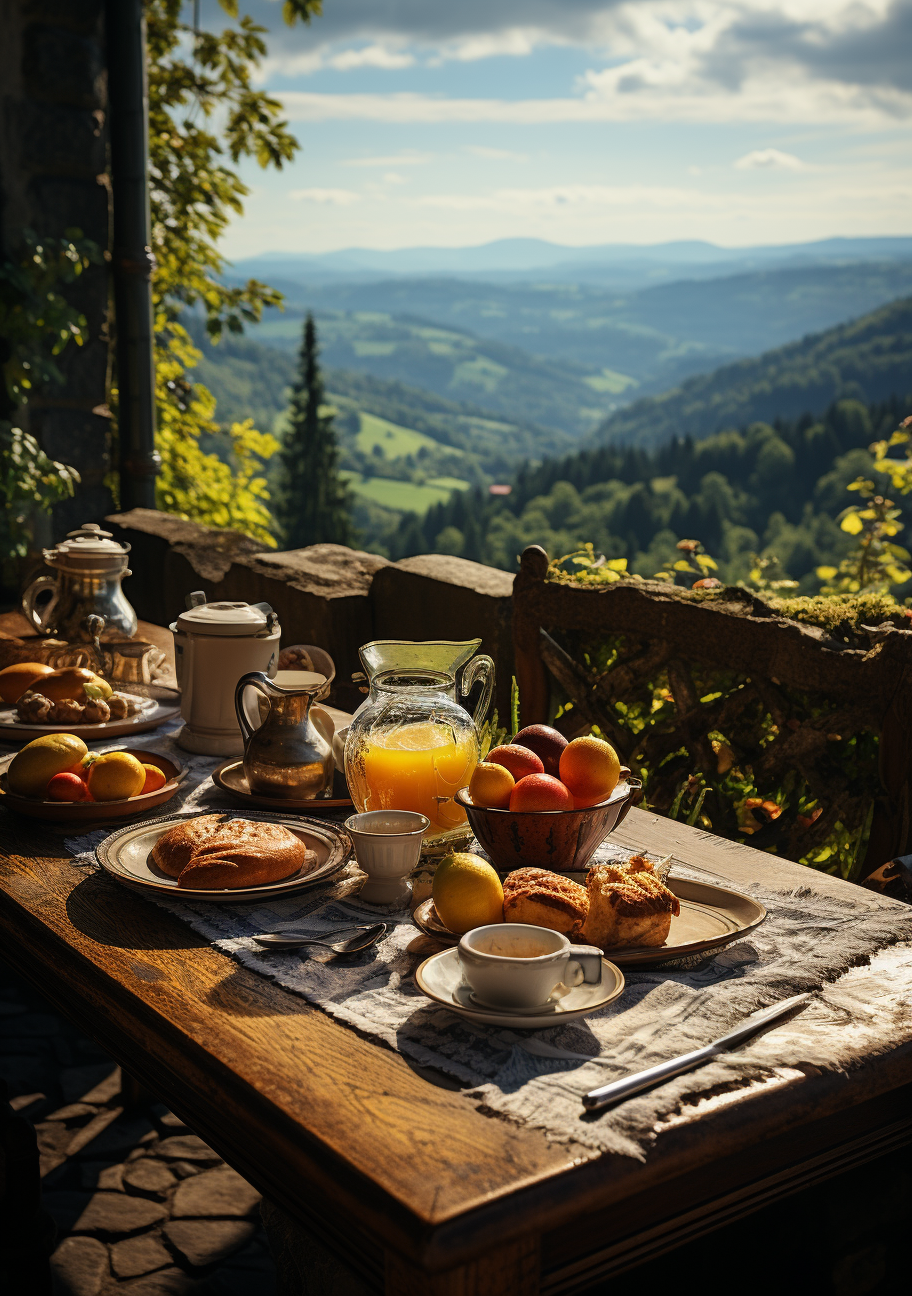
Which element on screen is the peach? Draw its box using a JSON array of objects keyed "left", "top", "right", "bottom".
[
  {"left": 45, "top": 772, "right": 90, "bottom": 802},
  {"left": 468, "top": 761, "right": 515, "bottom": 810},
  {"left": 513, "top": 725, "right": 568, "bottom": 777},
  {"left": 509, "top": 773, "right": 574, "bottom": 812},
  {"left": 487, "top": 743, "right": 544, "bottom": 781},
  {"left": 559, "top": 736, "right": 621, "bottom": 807}
]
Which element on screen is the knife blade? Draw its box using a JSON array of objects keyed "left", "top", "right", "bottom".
[{"left": 582, "top": 992, "right": 812, "bottom": 1111}]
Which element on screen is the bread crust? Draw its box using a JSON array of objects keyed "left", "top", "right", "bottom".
[
  {"left": 151, "top": 814, "right": 313, "bottom": 889},
  {"left": 582, "top": 861, "right": 680, "bottom": 949},
  {"left": 503, "top": 867, "right": 588, "bottom": 935}
]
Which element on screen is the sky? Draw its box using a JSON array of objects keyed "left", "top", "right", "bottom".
[{"left": 207, "top": 0, "right": 912, "bottom": 256}]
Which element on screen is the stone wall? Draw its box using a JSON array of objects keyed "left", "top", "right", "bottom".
[
  {"left": 106, "top": 509, "right": 516, "bottom": 720},
  {"left": 0, "top": 0, "right": 112, "bottom": 531}
]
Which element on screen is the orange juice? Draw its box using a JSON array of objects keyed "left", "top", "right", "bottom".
[{"left": 355, "top": 721, "right": 477, "bottom": 835}]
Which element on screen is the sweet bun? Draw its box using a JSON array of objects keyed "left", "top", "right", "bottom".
[
  {"left": 582, "top": 860, "right": 679, "bottom": 948},
  {"left": 502, "top": 867, "right": 588, "bottom": 935},
  {"left": 151, "top": 814, "right": 313, "bottom": 889}
]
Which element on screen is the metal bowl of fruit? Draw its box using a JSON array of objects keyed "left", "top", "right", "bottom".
[
  {"left": 456, "top": 726, "right": 641, "bottom": 872},
  {"left": 0, "top": 735, "right": 187, "bottom": 822}
]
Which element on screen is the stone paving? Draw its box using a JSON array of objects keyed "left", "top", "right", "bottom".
[{"left": 0, "top": 960, "right": 278, "bottom": 1295}]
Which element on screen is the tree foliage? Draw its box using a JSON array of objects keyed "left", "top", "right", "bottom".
[
  {"left": 277, "top": 315, "right": 354, "bottom": 548},
  {"left": 0, "top": 230, "right": 90, "bottom": 564},
  {"left": 394, "top": 396, "right": 912, "bottom": 592},
  {"left": 145, "top": 0, "right": 322, "bottom": 542}
]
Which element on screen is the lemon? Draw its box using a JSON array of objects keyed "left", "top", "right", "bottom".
[
  {"left": 86, "top": 751, "right": 146, "bottom": 801},
  {"left": 7, "top": 733, "right": 88, "bottom": 797},
  {"left": 432, "top": 852, "right": 504, "bottom": 934}
]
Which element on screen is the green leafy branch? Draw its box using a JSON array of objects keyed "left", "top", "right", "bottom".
[
  {"left": 816, "top": 478, "right": 911, "bottom": 594},
  {"left": 0, "top": 228, "right": 102, "bottom": 405}
]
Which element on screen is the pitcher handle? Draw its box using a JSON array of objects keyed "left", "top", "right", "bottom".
[
  {"left": 235, "top": 671, "right": 274, "bottom": 746},
  {"left": 21, "top": 574, "right": 58, "bottom": 634},
  {"left": 461, "top": 654, "right": 495, "bottom": 730}
]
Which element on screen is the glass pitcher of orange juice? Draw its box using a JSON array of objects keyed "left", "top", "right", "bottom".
[{"left": 344, "top": 640, "right": 494, "bottom": 846}]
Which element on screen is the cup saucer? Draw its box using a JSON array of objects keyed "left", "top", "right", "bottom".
[{"left": 415, "top": 947, "right": 624, "bottom": 1029}]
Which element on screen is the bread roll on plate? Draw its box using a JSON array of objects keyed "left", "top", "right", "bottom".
[{"left": 151, "top": 814, "right": 314, "bottom": 889}]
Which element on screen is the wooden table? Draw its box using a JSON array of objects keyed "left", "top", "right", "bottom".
[{"left": 1, "top": 788, "right": 911, "bottom": 1294}]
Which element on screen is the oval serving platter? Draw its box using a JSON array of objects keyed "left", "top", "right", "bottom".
[
  {"left": 412, "top": 874, "right": 766, "bottom": 968},
  {"left": 0, "top": 749, "right": 188, "bottom": 823},
  {"left": 0, "top": 696, "right": 180, "bottom": 744},
  {"left": 95, "top": 809, "right": 352, "bottom": 902}
]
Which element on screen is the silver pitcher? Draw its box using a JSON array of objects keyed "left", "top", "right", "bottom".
[
  {"left": 21, "top": 523, "right": 138, "bottom": 641},
  {"left": 235, "top": 671, "right": 334, "bottom": 800}
]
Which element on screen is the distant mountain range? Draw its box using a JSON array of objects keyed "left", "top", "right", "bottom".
[
  {"left": 231, "top": 235, "right": 912, "bottom": 287},
  {"left": 593, "top": 296, "right": 912, "bottom": 449}
]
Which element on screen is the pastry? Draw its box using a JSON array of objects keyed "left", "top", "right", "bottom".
[
  {"left": 502, "top": 867, "right": 589, "bottom": 936},
  {"left": 582, "top": 859, "right": 680, "bottom": 948},
  {"left": 151, "top": 814, "right": 314, "bottom": 889}
]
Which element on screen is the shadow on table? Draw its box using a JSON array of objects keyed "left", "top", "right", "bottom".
[
  {"left": 66, "top": 872, "right": 208, "bottom": 951},
  {"left": 203, "top": 963, "right": 316, "bottom": 1018}
]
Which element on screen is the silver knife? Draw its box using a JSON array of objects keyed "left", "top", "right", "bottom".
[{"left": 583, "top": 992, "right": 812, "bottom": 1111}]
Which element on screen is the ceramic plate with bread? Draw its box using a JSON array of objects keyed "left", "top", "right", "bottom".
[
  {"left": 413, "top": 854, "right": 766, "bottom": 967},
  {"left": 96, "top": 810, "right": 351, "bottom": 901}
]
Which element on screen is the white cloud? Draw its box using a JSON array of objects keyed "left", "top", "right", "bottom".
[
  {"left": 329, "top": 44, "right": 415, "bottom": 71},
  {"left": 279, "top": 80, "right": 911, "bottom": 125},
  {"left": 735, "top": 148, "right": 806, "bottom": 170},
  {"left": 263, "top": 2, "right": 912, "bottom": 125},
  {"left": 289, "top": 188, "right": 362, "bottom": 205}
]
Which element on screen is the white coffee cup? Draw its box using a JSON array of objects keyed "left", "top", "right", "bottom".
[
  {"left": 457, "top": 924, "right": 603, "bottom": 1010},
  {"left": 345, "top": 810, "right": 429, "bottom": 906}
]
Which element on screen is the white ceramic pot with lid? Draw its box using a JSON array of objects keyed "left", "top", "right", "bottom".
[
  {"left": 21, "top": 523, "right": 138, "bottom": 640},
  {"left": 171, "top": 592, "right": 281, "bottom": 755}
]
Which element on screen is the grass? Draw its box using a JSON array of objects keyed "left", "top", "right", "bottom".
[
  {"left": 342, "top": 473, "right": 468, "bottom": 513},
  {"left": 355, "top": 411, "right": 462, "bottom": 459},
  {"left": 584, "top": 368, "right": 638, "bottom": 394}
]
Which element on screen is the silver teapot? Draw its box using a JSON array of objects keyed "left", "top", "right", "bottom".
[{"left": 21, "top": 523, "right": 138, "bottom": 641}]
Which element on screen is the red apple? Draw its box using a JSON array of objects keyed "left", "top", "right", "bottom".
[
  {"left": 487, "top": 743, "right": 544, "bottom": 781},
  {"left": 509, "top": 773, "right": 574, "bottom": 812},
  {"left": 45, "top": 772, "right": 90, "bottom": 802},
  {"left": 513, "top": 724, "right": 568, "bottom": 777}
]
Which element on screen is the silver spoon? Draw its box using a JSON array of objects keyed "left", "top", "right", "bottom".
[{"left": 253, "top": 923, "right": 386, "bottom": 954}]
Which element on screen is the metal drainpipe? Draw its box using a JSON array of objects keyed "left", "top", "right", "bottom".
[{"left": 107, "top": 0, "right": 161, "bottom": 510}]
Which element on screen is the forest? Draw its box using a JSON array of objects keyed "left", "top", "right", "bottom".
[{"left": 388, "top": 395, "right": 912, "bottom": 592}]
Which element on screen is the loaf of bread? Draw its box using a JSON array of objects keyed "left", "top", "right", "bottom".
[
  {"left": 503, "top": 867, "right": 588, "bottom": 936},
  {"left": 581, "top": 857, "right": 680, "bottom": 948},
  {"left": 151, "top": 814, "right": 314, "bottom": 889}
]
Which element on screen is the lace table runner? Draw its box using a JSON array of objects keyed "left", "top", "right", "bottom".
[{"left": 63, "top": 723, "right": 912, "bottom": 1161}]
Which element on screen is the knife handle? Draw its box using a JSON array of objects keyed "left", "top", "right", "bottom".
[{"left": 583, "top": 1043, "right": 721, "bottom": 1110}]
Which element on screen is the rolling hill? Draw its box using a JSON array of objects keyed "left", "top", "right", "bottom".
[
  {"left": 242, "top": 309, "right": 615, "bottom": 436},
  {"left": 592, "top": 296, "right": 912, "bottom": 449}
]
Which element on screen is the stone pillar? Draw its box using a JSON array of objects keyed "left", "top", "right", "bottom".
[{"left": 0, "top": 0, "right": 112, "bottom": 536}]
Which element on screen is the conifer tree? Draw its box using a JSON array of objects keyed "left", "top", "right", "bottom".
[{"left": 278, "top": 314, "right": 354, "bottom": 547}]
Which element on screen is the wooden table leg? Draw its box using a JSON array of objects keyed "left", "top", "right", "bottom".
[{"left": 385, "top": 1235, "right": 540, "bottom": 1296}]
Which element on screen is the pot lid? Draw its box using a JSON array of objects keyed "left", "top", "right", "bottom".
[
  {"left": 44, "top": 523, "right": 130, "bottom": 567},
  {"left": 175, "top": 601, "right": 278, "bottom": 637}
]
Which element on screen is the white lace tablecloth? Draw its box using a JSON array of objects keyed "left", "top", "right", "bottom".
[{"left": 63, "top": 720, "right": 912, "bottom": 1161}]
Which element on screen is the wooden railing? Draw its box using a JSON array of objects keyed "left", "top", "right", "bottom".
[{"left": 512, "top": 545, "right": 912, "bottom": 885}]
